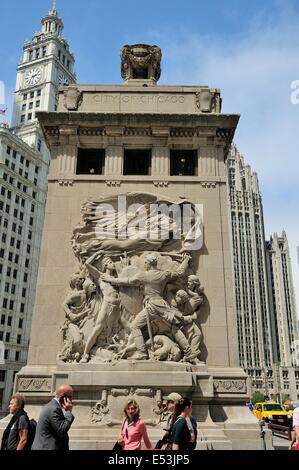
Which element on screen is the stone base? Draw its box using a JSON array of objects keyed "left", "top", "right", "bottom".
[{"left": 0, "top": 362, "right": 265, "bottom": 450}]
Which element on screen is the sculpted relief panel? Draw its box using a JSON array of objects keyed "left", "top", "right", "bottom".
[{"left": 57, "top": 193, "right": 205, "bottom": 365}]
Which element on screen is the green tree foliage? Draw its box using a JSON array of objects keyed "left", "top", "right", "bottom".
[{"left": 251, "top": 391, "right": 265, "bottom": 405}]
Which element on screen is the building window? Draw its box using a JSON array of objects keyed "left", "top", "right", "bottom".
[
  {"left": 36, "top": 48, "right": 40, "bottom": 59},
  {"left": 23, "top": 94, "right": 27, "bottom": 101},
  {"left": 22, "top": 288, "right": 26, "bottom": 298},
  {"left": 7, "top": 317, "right": 12, "bottom": 327},
  {"left": 15, "top": 351, "right": 20, "bottom": 361},
  {"left": 5, "top": 333, "right": 10, "bottom": 342},
  {"left": 123, "top": 149, "right": 151, "bottom": 176},
  {"left": 29, "top": 102, "right": 33, "bottom": 110},
  {"left": 22, "top": 104, "right": 26, "bottom": 112},
  {"left": 9, "top": 300, "right": 14, "bottom": 310},
  {"left": 4, "top": 350, "right": 8, "bottom": 360},
  {"left": 17, "top": 335, "right": 21, "bottom": 345},
  {"left": 0, "top": 370, "right": 6, "bottom": 381},
  {"left": 28, "top": 113, "right": 32, "bottom": 120},
  {"left": 2, "top": 298, "right": 7, "bottom": 308},
  {"left": 30, "top": 92, "right": 34, "bottom": 99},
  {"left": 37, "top": 139, "right": 42, "bottom": 151},
  {"left": 170, "top": 150, "right": 198, "bottom": 176},
  {"left": 18, "top": 319, "right": 23, "bottom": 329},
  {"left": 76, "top": 148, "right": 105, "bottom": 175},
  {"left": 36, "top": 101, "right": 40, "bottom": 109},
  {"left": 37, "top": 89, "right": 41, "bottom": 97},
  {"left": 29, "top": 50, "right": 33, "bottom": 61},
  {"left": 1, "top": 315, "right": 5, "bottom": 325},
  {"left": 20, "top": 304, "right": 25, "bottom": 313}
]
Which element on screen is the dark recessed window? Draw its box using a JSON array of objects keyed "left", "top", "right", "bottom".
[
  {"left": 170, "top": 150, "right": 198, "bottom": 176},
  {"left": 76, "top": 148, "right": 105, "bottom": 175},
  {"left": 123, "top": 149, "right": 151, "bottom": 176}
]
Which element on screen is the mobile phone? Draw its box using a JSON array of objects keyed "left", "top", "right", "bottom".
[{"left": 59, "top": 394, "right": 72, "bottom": 406}]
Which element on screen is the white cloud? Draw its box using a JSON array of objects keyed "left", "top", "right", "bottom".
[{"left": 153, "top": 3, "right": 299, "bottom": 313}]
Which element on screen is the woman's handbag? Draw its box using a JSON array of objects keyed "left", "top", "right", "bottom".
[
  {"left": 112, "top": 419, "right": 126, "bottom": 451},
  {"left": 112, "top": 441, "right": 123, "bottom": 451}
]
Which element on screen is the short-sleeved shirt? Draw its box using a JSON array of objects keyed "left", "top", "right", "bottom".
[
  {"left": 293, "top": 407, "right": 299, "bottom": 427},
  {"left": 171, "top": 417, "right": 191, "bottom": 451},
  {"left": 6, "top": 415, "right": 28, "bottom": 450}
]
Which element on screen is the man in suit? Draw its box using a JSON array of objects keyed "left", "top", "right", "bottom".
[{"left": 32, "top": 384, "right": 75, "bottom": 450}]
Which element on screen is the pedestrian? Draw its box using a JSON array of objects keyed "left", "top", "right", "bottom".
[
  {"left": 170, "top": 397, "right": 194, "bottom": 451},
  {"left": 293, "top": 405, "right": 299, "bottom": 450},
  {"left": 1, "top": 394, "right": 28, "bottom": 450},
  {"left": 31, "top": 384, "right": 75, "bottom": 450},
  {"left": 158, "top": 393, "right": 197, "bottom": 450},
  {"left": 247, "top": 402, "right": 254, "bottom": 413},
  {"left": 117, "top": 399, "right": 152, "bottom": 450}
]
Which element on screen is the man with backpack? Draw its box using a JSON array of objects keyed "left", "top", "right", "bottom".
[{"left": 1, "top": 394, "right": 34, "bottom": 451}]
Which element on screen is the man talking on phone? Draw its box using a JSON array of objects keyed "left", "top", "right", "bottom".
[{"left": 32, "top": 384, "right": 75, "bottom": 450}]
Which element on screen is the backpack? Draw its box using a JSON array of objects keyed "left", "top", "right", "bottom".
[{"left": 24, "top": 419, "right": 37, "bottom": 450}]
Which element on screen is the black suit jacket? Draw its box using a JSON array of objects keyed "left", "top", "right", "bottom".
[{"left": 31, "top": 398, "right": 75, "bottom": 450}]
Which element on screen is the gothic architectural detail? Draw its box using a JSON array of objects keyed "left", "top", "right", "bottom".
[
  {"left": 227, "top": 145, "right": 299, "bottom": 399},
  {"left": 17, "top": 377, "right": 52, "bottom": 392},
  {"left": 213, "top": 379, "right": 247, "bottom": 394},
  {"left": 121, "top": 44, "right": 162, "bottom": 82}
]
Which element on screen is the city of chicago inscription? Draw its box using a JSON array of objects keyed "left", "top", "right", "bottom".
[{"left": 93, "top": 94, "right": 186, "bottom": 105}]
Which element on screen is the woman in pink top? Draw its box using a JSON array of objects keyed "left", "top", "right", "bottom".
[{"left": 117, "top": 400, "right": 152, "bottom": 450}]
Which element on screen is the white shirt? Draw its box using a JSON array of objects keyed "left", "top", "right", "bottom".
[{"left": 293, "top": 406, "right": 299, "bottom": 427}]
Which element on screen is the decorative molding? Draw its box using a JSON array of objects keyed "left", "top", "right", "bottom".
[
  {"left": 200, "top": 182, "right": 217, "bottom": 188},
  {"left": 106, "top": 181, "right": 122, "bottom": 187},
  {"left": 58, "top": 180, "right": 74, "bottom": 186},
  {"left": 110, "top": 387, "right": 154, "bottom": 397},
  {"left": 170, "top": 128, "right": 197, "bottom": 138},
  {"left": 153, "top": 181, "right": 169, "bottom": 188},
  {"left": 45, "top": 127, "right": 59, "bottom": 136},
  {"left": 63, "top": 87, "right": 83, "bottom": 111},
  {"left": 216, "top": 128, "right": 234, "bottom": 140},
  {"left": 213, "top": 379, "right": 247, "bottom": 394},
  {"left": 124, "top": 128, "right": 152, "bottom": 137},
  {"left": 18, "top": 377, "right": 52, "bottom": 392},
  {"left": 78, "top": 128, "right": 106, "bottom": 136}
]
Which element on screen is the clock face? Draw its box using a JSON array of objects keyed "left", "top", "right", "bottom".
[
  {"left": 25, "top": 68, "right": 42, "bottom": 86},
  {"left": 58, "top": 73, "right": 69, "bottom": 86}
]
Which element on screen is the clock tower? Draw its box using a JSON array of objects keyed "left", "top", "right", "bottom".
[{"left": 11, "top": 2, "right": 76, "bottom": 150}]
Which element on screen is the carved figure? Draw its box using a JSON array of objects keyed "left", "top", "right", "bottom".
[
  {"left": 171, "top": 290, "right": 203, "bottom": 364},
  {"left": 101, "top": 253, "right": 196, "bottom": 361},
  {"left": 121, "top": 44, "right": 162, "bottom": 82},
  {"left": 58, "top": 279, "right": 98, "bottom": 362},
  {"left": 80, "top": 253, "right": 121, "bottom": 363}
]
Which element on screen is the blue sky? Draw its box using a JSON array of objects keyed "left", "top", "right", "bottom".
[{"left": 1, "top": 0, "right": 299, "bottom": 310}]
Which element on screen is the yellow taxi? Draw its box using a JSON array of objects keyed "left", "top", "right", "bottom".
[{"left": 253, "top": 401, "right": 292, "bottom": 424}]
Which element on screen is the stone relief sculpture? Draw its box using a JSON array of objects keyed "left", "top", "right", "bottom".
[
  {"left": 121, "top": 44, "right": 162, "bottom": 82},
  {"left": 58, "top": 192, "right": 205, "bottom": 365}
]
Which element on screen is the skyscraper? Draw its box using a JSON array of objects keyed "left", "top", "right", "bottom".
[
  {"left": 0, "top": 4, "right": 76, "bottom": 416},
  {"left": 266, "top": 232, "right": 299, "bottom": 397},
  {"left": 227, "top": 144, "right": 299, "bottom": 399}
]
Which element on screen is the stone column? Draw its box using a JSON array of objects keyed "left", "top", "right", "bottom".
[
  {"left": 151, "top": 147, "right": 169, "bottom": 177},
  {"left": 52, "top": 145, "right": 77, "bottom": 179},
  {"left": 105, "top": 146, "right": 123, "bottom": 176},
  {"left": 198, "top": 146, "right": 216, "bottom": 176}
]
